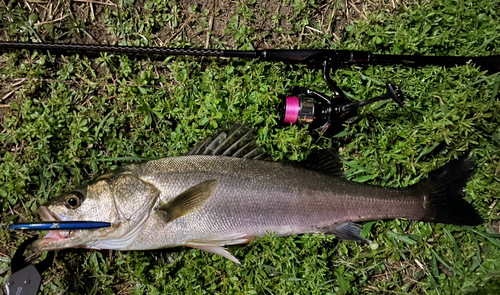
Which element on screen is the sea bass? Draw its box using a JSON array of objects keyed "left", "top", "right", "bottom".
[{"left": 32, "top": 124, "right": 482, "bottom": 263}]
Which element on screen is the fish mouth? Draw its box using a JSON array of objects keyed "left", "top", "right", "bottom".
[
  {"left": 33, "top": 206, "right": 78, "bottom": 250},
  {"left": 37, "top": 206, "right": 61, "bottom": 222}
]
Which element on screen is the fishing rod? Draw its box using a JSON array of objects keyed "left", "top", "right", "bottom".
[{"left": 2, "top": 41, "right": 500, "bottom": 135}]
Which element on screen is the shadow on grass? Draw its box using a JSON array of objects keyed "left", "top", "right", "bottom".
[{"left": 469, "top": 276, "right": 500, "bottom": 294}]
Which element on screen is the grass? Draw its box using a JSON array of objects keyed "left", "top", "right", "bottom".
[{"left": 1, "top": 0, "right": 500, "bottom": 294}]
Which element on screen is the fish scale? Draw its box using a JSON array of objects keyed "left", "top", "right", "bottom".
[
  {"left": 125, "top": 156, "right": 423, "bottom": 250},
  {"left": 31, "top": 125, "right": 482, "bottom": 263}
]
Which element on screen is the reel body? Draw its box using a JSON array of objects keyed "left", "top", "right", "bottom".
[
  {"left": 279, "top": 86, "right": 352, "bottom": 137},
  {"left": 278, "top": 63, "right": 405, "bottom": 136}
]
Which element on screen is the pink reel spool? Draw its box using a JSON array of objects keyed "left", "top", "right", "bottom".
[{"left": 282, "top": 96, "right": 300, "bottom": 125}]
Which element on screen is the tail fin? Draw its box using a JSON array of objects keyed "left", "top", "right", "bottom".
[{"left": 418, "top": 157, "right": 482, "bottom": 226}]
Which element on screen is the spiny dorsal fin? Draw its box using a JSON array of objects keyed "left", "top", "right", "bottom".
[
  {"left": 293, "top": 149, "right": 344, "bottom": 177},
  {"left": 157, "top": 179, "right": 218, "bottom": 223},
  {"left": 186, "top": 123, "right": 267, "bottom": 159}
]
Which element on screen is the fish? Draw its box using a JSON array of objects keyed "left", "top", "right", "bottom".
[{"left": 31, "top": 124, "right": 482, "bottom": 263}]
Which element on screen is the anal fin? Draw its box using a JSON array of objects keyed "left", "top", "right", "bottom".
[{"left": 329, "top": 222, "right": 371, "bottom": 244}]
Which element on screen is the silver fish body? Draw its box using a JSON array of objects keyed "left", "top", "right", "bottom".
[
  {"left": 33, "top": 125, "right": 482, "bottom": 262},
  {"left": 122, "top": 155, "right": 422, "bottom": 250}
]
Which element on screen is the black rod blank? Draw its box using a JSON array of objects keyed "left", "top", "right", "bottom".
[{"left": 1, "top": 41, "right": 499, "bottom": 72}]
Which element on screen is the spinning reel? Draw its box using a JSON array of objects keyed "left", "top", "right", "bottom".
[{"left": 278, "top": 63, "right": 405, "bottom": 136}]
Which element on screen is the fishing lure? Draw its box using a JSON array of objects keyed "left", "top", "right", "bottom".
[{"left": 8, "top": 221, "right": 111, "bottom": 231}]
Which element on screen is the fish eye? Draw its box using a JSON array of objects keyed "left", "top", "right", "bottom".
[{"left": 65, "top": 191, "right": 83, "bottom": 209}]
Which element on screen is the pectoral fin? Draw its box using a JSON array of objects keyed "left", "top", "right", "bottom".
[
  {"left": 157, "top": 179, "right": 218, "bottom": 223},
  {"left": 329, "top": 222, "right": 372, "bottom": 244}
]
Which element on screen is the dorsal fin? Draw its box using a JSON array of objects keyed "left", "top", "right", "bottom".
[
  {"left": 186, "top": 123, "right": 268, "bottom": 160},
  {"left": 294, "top": 149, "right": 344, "bottom": 177}
]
